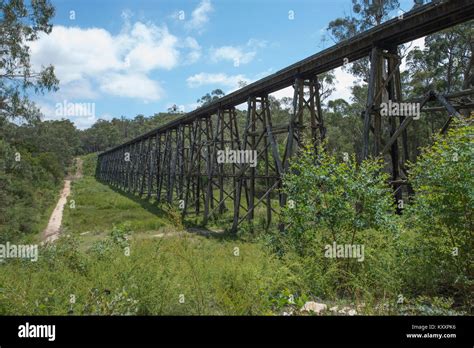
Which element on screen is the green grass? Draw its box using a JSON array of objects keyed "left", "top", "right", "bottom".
[
  {"left": 0, "top": 226, "right": 294, "bottom": 315},
  {"left": 1, "top": 153, "right": 466, "bottom": 316},
  {"left": 0, "top": 154, "right": 294, "bottom": 315},
  {"left": 62, "top": 177, "right": 172, "bottom": 237}
]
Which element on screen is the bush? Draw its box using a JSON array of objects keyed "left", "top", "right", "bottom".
[
  {"left": 401, "top": 121, "right": 473, "bottom": 306},
  {"left": 0, "top": 139, "right": 60, "bottom": 242},
  {"left": 81, "top": 153, "right": 97, "bottom": 177},
  {"left": 268, "top": 146, "right": 400, "bottom": 302},
  {"left": 0, "top": 233, "right": 292, "bottom": 315},
  {"left": 282, "top": 146, "right": 395, "bottom": 250}
]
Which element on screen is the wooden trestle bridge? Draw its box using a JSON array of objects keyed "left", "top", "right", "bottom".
[{"left": 97, "top": 0, "right": 474, "bottom": 232}]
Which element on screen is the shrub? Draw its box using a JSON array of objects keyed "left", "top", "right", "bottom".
[
  {"left": 0, "top": 234, "right": 292, "bottom": 315},
  {"left": 401, "top": 121, "right": 473, "bottom": 306},
  {"left": 0, "top": 139, "right": 60, "bottom": 242},
  {"left": 110, "top": 223, "right": 132, "bottom": 248},
  {"left": 279, "top": 146, "right": 396, "bottom": 255},
  {"left": 270, "top": 146, "right": 400, "bottom": 301}
]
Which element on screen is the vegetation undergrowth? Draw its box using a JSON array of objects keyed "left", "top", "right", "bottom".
[
  {"left": 262, "top": 121, "right": 473, "bottom": 315},
  {"left": 0, "top": 125, "right": 471, "bottom": 316}
]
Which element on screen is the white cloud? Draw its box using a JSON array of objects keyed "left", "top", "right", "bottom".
[
  {"left": 210, "top": 39, "right": 267, "bottom": 67},
  {"left": 270, "top": 86, "right": 293, "bottom": 100},
  {"left": 28, "top": 14, "right": 204, "bottom": 128},
  {"left": 124, "top": 23, "right": 179, "bottom": 71},
  {"left": 49, "top": 78, "right": 98, "bottom": 101},
  {"left": 408, "top": 37, "right": 426, "bottom": 51},
  {"left": 328, "top": 67, "right": 356, "bottom": 102},
  {"left": 71, "top": 114, "right": 100, "bottom": 130},
  {"left": 99, "top": 73, "right": 164, "bottom": 101},
  {"left": 69, "top": 112, "right": 114, "bottom": 130},
  {"left": 184, "top": 102, "right": 201, "bottom": 111},
  {"left": 185, "top": 0, "right": 213, "bottom": 33},
  {"left": 186, "top": 72, "right": 250, "bottom": 89},
  {"left": 211, "top": 46, "right": 256, "bottom": 66},
  {"left": 29, "top": 26, "right": 123, "bottom": 84},
  {"left": 29, "top": 20, "right": 191, "bottom": 103},
  {"left": 268, "top": 67, "right": 356, "bottom": 104},
  {"left": 246, "top": 38, "right": 267, "bottom": 49},
  {"left": 181, "top": 37, "right": 202, "bottom": 64}
]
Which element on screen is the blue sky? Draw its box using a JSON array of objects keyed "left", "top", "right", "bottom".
[{"left": 30, "top": 0, "right": 417, "bottom": 129}]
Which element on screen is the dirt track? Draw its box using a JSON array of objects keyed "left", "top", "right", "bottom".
[{"left": 41, "top": 158, "right": 82, "bottom": 243}]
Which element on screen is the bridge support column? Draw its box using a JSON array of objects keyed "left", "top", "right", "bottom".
[
  {"left": 363, "top": 46, "right": 408, "bottom": 211},
  {"left": 232, "top": 94, "right": 291, "bottom": 232},
  {"left": 198, "top": 108, "right": 244, "bottom": 224}
]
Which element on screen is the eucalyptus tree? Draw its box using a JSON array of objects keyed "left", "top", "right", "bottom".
[{"left": 0, "top": 0, "right": 58, "bottom": 121}]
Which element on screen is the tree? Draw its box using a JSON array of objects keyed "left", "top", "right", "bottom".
[
  {"left": 327, "top": 0, "right": 400, "bottom": 80},
  {"left": 167, "top": 104, "right": 178, "bottom": 113},
  {"left": 0, "top": 0, "right": 59, "bottom": 121},
  {"left": 405, "top": 22, "right": 473, "bottom": 96},
  {"left": 196, "top": 89, "right": 225, "bottom": 106},
  {"left": 237, "top": 80, "right": 247, "bottom": 88},
  {"left": 317, "top": 71, "right": 336, "bottom": 103},
  {"left": 327, "top": 98, "right": 350, "bottom": 114}
]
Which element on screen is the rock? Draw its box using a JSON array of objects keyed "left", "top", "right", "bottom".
[
  {"left": 338, "top": 306, "right": 351, "bottom": 314},
  {"left": 329, "top": 306, "right": 338, "bottom": 312},
  {"left": 337, "top": 306, "right": 357, "bottom": 315},
  {"left": 300, "top": 301, "right": 327, "bottom": 314}
]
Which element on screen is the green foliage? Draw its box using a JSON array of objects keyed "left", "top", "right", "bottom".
[
  {"left": 267, "top": 228, "right": 402, "bottom": 306},
  {"left": 0, "top": 139, "right": 60, "bottom": 242},
  {"left": 81, "top": 152, "right": 98, "bottom": 177},
  {"left": 265, "top": 146, "right": 400, "bottom": 302},
  {"left": 0, "top": 0, "right": 471, "bottom": 318},
  {"left": 262, "top": 130, "right": 473, "bottom": 312},
  {"left": 408, "top": 122, "right": 473, "bottom": 235},
  {"left": 0, "top": 115, "right": 81, "bottom": 243},
  {"left": 196, "top": 88, "right": 225, "bottom": 106},
  {"left": 281, "top": 146, "right": 395, "bottom": 253},
  {"left": 37, "top": 152, "right": 63, "bottom": 182},
  {"left": 396, "top": 296, "right": 463, "bottom": 316},
  {"left": 0, "top": 0, "right": 58, "bottom": 121},
  {"left": 400, "top": 121, "right": 473, "bottom": 303},
  {"left": 405, "top": 22, "right": 472, "bottom": 96},
  {"left": 327, "top": 0, "right": 399, "bottom": 79},
  {"left": 0, "top": 233, "right": 291, "bottom": 315},
  {"left": 110, "top": 223, "right": 132, "bottom": 248}
]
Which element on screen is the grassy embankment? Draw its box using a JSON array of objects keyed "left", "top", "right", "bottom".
[
  {"left": 1, "top": 145, "right": 469, "bottom": 316},
  {"left": 0, "top": 154, "right": 294, "bottom": 315}
]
